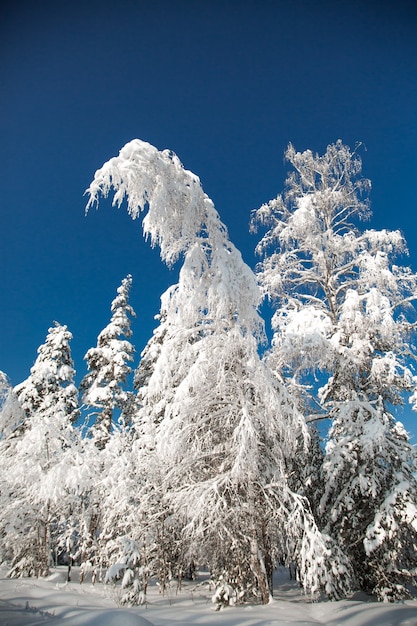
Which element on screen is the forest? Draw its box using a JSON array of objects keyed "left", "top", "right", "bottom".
[{"left": 1, "top": 139, "right": 417, "bottom": 607}]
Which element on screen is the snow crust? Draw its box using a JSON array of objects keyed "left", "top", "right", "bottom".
[{"left": 1, "top": 566, "right": 417, "bottom": 626}]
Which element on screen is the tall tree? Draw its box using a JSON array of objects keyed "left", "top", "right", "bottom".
[
  {"left": 86, "top": 139, "right": 350, "bottom": 602},
  {"left": 0, "top": 372, "right": 25, "bottom": 568},
  {"left": 80, "top": 274, "right": 136, "bottom": 448},
  {"left": 0, "top": 371, "right": 23, "bottom": 439},
  {"left": 252, "top": 140, "right": 417, "bottom": 599},
  {"left": 75, "top": 276, "right": 137, "bottom": 580},
  {"left": 0, "top": 323, "right": 80, "bottom": 577}
]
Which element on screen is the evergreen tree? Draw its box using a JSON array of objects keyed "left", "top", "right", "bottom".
[
  {"left": 80, "top": 274, "right": 136, "bottom": 448},
  {"left": 0, "top": 323, "right": 80, "bottom": 577},
  {"left": 0, "top": 372, "right": 25, "bottom": 567},
  {"left": 0, "top": 371, "right": 23, "bottom": 439},
  {"left": 252, "top": 140, "right": 417, "bottom": 599},
  {"left": 286, "top": 425, "right": 325, "bottom": 526},
  {"left": 73, "top": 276, "right": 137, "bottom": 581}
]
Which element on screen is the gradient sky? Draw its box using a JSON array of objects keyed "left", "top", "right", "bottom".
[{"left": 1, "top": 1, "right": 416, "bottom": 434}]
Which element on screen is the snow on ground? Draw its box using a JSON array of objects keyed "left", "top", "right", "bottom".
[{"left": 1, "top": 565, "right": 417, "bottom": 626}]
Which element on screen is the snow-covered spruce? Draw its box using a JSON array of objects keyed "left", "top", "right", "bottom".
[
  {"left": 76, "top": 276, "right": 137, "bottom": 581},
  {"left": 80, "top": 274, "right": 136, "bottom": 448},
  {"left": 0, "top": 371, "right": 23, "bottom": 439},
  {"left": 0, "top": 323, "right": 80, "bottom": 578}
]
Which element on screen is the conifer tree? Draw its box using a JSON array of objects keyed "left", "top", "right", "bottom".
[
  {"left": 0, "top": 372, "right": 25, "bottom": 568},
  {"left": 74, "top": 276, "right": 136, "bottom": 580},
  {"left": 80, "top": 274, "right": 136, "bottom": 448},
  {"left": 0, "top": 323, "right": 79, "bottom": 577},
  {"left": 0, "top": 371, "right": 23, "bottom": 439}
]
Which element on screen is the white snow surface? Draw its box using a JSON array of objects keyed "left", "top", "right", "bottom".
[{"left": 1, "top": 566, "right": 417, "bottom": 626}]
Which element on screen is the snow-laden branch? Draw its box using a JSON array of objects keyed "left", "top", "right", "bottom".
[
  {"left": 86, "top": 139, "right": 224, "bottom": 266},
  {"left": 86, "top": 139, "right": 262, "bottom": 336}
]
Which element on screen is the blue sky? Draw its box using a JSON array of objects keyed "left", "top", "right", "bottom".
[{"left": 1, "top": 1, "right": 416, "bottom": 434}]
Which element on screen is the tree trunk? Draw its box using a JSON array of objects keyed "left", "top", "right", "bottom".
[
  {"left": 38, "top": 518, "right": 50, "bottom": 577},
  {"left": 250, "top": 536, "right": 271, "bottom": 604}
]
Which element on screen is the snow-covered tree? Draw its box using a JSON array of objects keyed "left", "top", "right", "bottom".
[
  {"left": 0, "top": 371, "right": 23, "bottom": 439},
  {"left": 0, "top": 372, "right": 25, "bottom": 567},
  {"left": 286, "top": 425, "right": 325, "bottom": 526},
  {"left": 86, "top": 138, "right": 352, "bottom": 602},
  {"left": 81, "top": 422, "right": 141, "bottom": 579},
  {"left": 252, "top": 140, "right": 417, "bottom": 599},
  {"left": 321, "top": 399, "right": 417, "bottom": 600},
  {"left": 0, "top": 323, "right": 80, "bottom": 577},
  {"left": 80, "top": 274, "right": 136, "bottom": 448},
  {"left": 76, "top": 276, "right": 137, "bottom": 576}
]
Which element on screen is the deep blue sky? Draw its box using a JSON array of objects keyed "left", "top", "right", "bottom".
[{"left": 1, "top": 1, "right": 416, "bottom": 433}]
